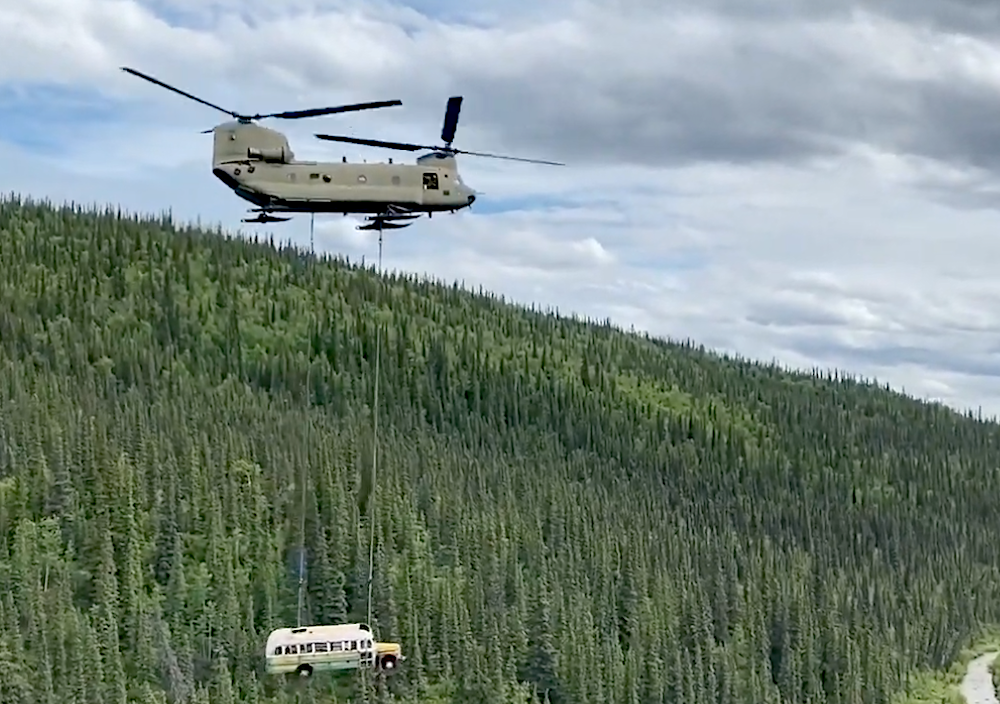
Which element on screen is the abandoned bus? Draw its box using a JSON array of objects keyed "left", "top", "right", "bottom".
[{"left": 265, "top": 623, "right": 404, "bottom": 677}]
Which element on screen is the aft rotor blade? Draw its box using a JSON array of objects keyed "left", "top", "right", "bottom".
[
  {"left": 314, "top": 134, "right": 429, "bottom": 151},
  {"left": 121, "top": 67, "right": 237, "bottom": 118},
  {"left": 313, "top": 131, "right": 565, "bottom": 165},
  {"left": 441, "top": 96, "right": 462, "bottom": 144},
  {"left": 457, "top": 148, "right": 564, "bottom": 166},
  {"left": 262, "top": 100, "right": 402, "bottom": 119}
]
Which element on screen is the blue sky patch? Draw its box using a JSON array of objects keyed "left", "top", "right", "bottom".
[
  {"left": 0, "top": 84, "right": 133, "bottom": 154},
  {"left": 467, "top": 194, "right": 569, "bottom": 215},
  {"left": 616, "top": 245, "right": 711, "bottom": 273},
  {"left": 138, "top": 1, "right": 233, "bottom": 30},
  {"left": 656, "top": 248, "right": 710, "bottom": 271},
  {"left": 466, "top": 192, "right": 632, "bottom": 216}
]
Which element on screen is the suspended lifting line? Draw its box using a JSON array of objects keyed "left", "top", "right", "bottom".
[
  {"left": 297, "top": 213, "right": 316, "bottom": 628},
  {"left": 366, "top": 223, "right": 384, "bottom": 629},
  {"left": 293, "top": 215, "right": 383, "bottom": 633},
  {"left": 297, "top": 406, "right": 308, "bottom": 626}
]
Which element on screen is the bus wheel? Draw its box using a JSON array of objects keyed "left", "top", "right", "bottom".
[
  {"left": 296, "top": 664, "right": 313, "bottom": 678},
  {"left": 379, "top": 655, "right": 397, "bottom": 671}
]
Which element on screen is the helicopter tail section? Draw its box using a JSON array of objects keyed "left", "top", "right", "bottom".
[{"left": 212, "top": 122, "right": 296, "bottom": 167}]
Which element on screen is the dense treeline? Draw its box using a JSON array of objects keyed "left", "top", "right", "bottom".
[{"left": 0, "top": 195, "right": 999, "bottom": 703}]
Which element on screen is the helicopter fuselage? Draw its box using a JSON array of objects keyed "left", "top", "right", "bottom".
[
  {"left": 210, "top": 121, "right": 475, "bottom": 215},
  {"left": 121, "top": 67, "right": 558, "bottom": 226}
]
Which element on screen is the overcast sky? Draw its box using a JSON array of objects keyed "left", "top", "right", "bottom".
[{"left": 5, "top": 0, "right": 1000, "bottom": 416}]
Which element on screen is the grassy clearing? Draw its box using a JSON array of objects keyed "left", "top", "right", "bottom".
[{"left": 893, "top": 627, "right": 1000, "bottom": 704}]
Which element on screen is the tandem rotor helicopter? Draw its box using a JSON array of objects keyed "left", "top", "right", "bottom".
[{"left": 121, "top": 67, "right": 564, "bottom": 229}]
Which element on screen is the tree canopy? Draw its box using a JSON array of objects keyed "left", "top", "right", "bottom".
[{"left": 0, "top": 195, "right": 998, "bottom": 703}]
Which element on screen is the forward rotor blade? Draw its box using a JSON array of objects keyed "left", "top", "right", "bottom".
[
  {"left": 314, "top": 134, "right": 429, "bottom": 151},
  {"left": 262, "top": 100, "right": 402, "bottom": 119},
  {"left": 457, "top": 148, "right": 564, "bottom": 166},
  {"left": 121, "top": 67, "right": 237, "bottom": 118},
  {"left": 441, "top": 96, "right": 462, "bottom": 144}
]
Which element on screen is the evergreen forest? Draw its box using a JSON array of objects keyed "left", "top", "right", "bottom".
[{"left": 1, "top": 195, "right": 1000, "bottom": 704}]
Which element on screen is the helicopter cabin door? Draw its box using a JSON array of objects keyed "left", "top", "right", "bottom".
[{"left": 422, "top": 171, "right": 443, "bottom": 205}]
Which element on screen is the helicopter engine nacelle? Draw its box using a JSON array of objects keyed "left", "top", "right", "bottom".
[{"left": 247, "top": 146, "right": 291, "bottom": 163}]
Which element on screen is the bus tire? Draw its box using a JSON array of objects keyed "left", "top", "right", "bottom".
[
  {"left": 296, "top": 664, "right": 313, "bottom": 678},
  {"left": 379, "top": 655, "right": 397, "bottom": 671}
]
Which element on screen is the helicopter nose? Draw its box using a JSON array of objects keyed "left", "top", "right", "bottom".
[{"left": 467, "top": 194, "right": 475, "bottom": 205}]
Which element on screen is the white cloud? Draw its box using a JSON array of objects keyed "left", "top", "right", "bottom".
[{"left": 4, "top": 0, "right": 1000, "bottom": 416}]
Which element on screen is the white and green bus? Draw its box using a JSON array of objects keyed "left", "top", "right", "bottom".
[{"left": 265, "top": 623, "right": 403, "bottom": 677}]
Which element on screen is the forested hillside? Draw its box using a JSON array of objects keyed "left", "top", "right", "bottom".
[{"left": 1, "top": 196, "right": 999, "bottom": 703}]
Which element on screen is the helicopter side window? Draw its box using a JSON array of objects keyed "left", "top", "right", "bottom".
[{"left": 423, "top": 172, "right": 438, "bottom": 190}]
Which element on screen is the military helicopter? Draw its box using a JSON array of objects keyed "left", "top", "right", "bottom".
[{"left": 121, "top": 67, "right": 564, "bottom": 229}]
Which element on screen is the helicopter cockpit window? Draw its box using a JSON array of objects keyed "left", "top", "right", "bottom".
[{"left": 423, "top": 172, "right": 438, "bottom": 190}]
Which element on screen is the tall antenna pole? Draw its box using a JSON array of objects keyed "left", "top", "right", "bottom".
[{"left": 310, "top": 212, "right": 315, "bottom": 254}]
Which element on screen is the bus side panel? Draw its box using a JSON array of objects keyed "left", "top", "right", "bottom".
[
  {"left": 313, "top": 653, "right": 362, "bottom": 671},
  {"left": 266, "top": 652, "right": 363, "bottom": 674},
  {"left": 265, "top": 656, "right": 297, "bottom": 674}
]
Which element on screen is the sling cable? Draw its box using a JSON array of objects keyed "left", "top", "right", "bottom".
[{"left": 263, "top": 215, "right": 402, "bottom": 681}]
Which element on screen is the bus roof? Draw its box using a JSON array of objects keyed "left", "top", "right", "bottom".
[{"left": 265, "top": 624, "right": 372, "bottom": 649}]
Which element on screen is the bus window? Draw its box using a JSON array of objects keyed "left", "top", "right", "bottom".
[
  {"left": 331, "top": 642, "right": 342, "bottom": 651},
  {"left": 287, "top": 644, "right": 297, "bottom": 654},
  {"left": 314, "top": 642, "right": 328, "bottom": 653},
  {"left": 351, "top": 640, "right": 357, "bottom": 650},
  {"left": 302, "top": 643, "right": 313, "bottom": 653},
  {"left": 273, "top": 646, "right": 283, "bottom": 655}
]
